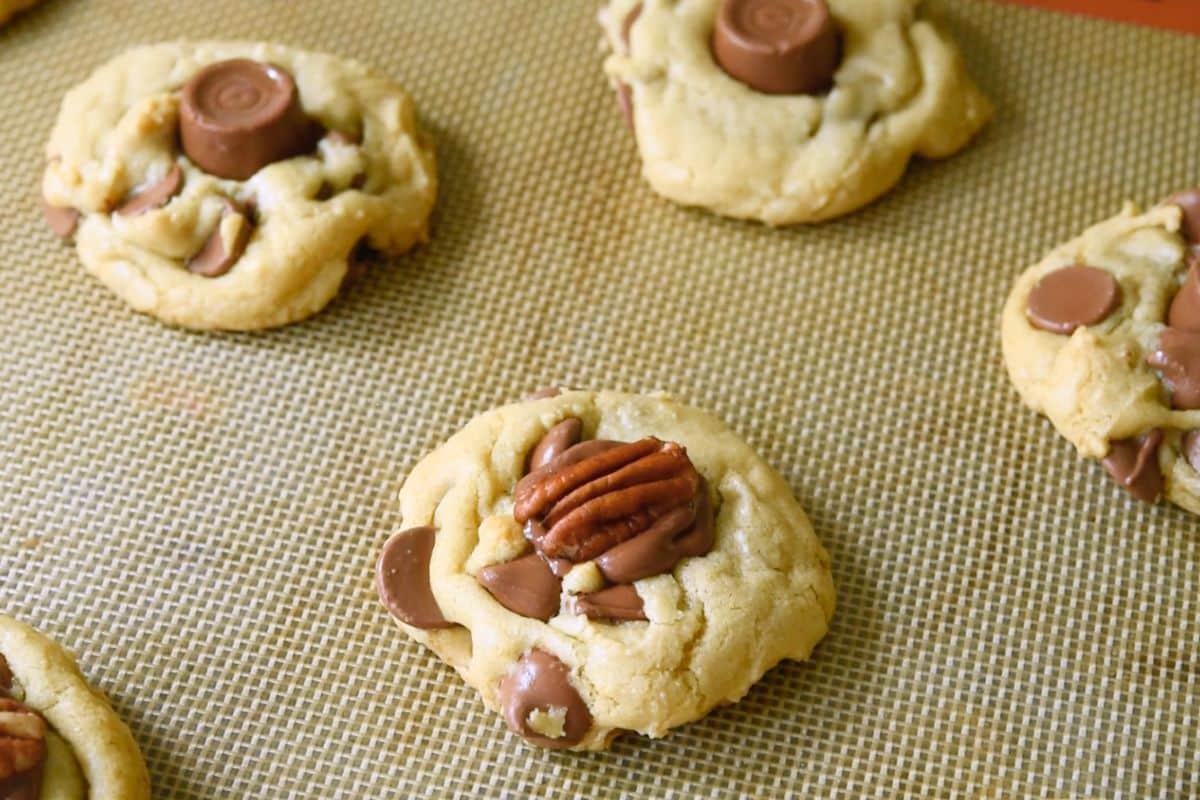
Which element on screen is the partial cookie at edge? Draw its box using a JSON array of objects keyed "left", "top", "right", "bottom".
[
  {"left": 41, "top": 41, "right": 437, "bottom": 330},
  {"left": 599, "top": 0, "right": 992, "bottom": 224}
]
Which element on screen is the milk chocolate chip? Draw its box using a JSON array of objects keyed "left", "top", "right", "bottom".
[
  {"left": 620, "top": 2, "right": 642, "bottom": 49},
  {"left": 117, "top": 164, "right": 183, "bottom": 217},
  {"left": 187, "top": 200, "right": 251, "bottom": 278},
  {"left": 40, "top": 199, "right": 79, "bottom": 238},
  {"left": 1167, "top": 258, "right": 1200, "bottom": 332},
  {"left": 1168, "top": 187, "right": 1200, "bottom": 245},
  {"left": 180, "top": 59, "right": 319, "bottom": 180},
  {"left": 575, "top": 584, "right": 647, "bottom": 622},
  {"left": 476, "top": 553, "right": 562, "bottom": 622},
  {"left": 528, "top": 418, "right": 584, "bottom": 473},
  {"left": 1184, "top": 430, "right": 1200, "bottom": 472},
  {"left": 0, "top": 697, "right": 47, "bottom": 800},
  {"left": 595, "top": 480, "right": 714, "bottom": 584},
  {"left": 1101, "top": 429, "right": 1164, "bottom": 503},
  {"left": 1147, "top": 329, "right": 1200, "bottom": 410},
  {"left": 712, "top": 0, "right": 840, "bottom": 95},
  {"left": 498, "top": 650, "right": 592, "bottom": 748},
  {"left": 375, "top": 526, "right": 454, "bottom": 630},
  {"left": 1025, "top": 265, "right": 1121, "bottom": 335},
  {"left": 616, "top": 83, "right": 635, "bottom": 131},
  {"left": 615, "top": 3, "right": 642, "bottom": 129}
]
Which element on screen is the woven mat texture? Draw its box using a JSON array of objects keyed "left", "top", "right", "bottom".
[{"left": 0, "top": 1, "right": 1196, "bottom": 797}]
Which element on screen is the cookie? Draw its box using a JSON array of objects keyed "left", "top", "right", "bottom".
[
  {"left": 599, "top": 0, "right": 992, "bottom": 225},
  {"left": 374, "top": 390, "right": 835, "bottom": 749},
  {"left": 1001, "top": 189, "right": 1200, "bottom": 515},
  {"left": 0, "top": 0, "right": 40, "bottom": 25},
  {"left": 0, "top": 614, "right": 150, "bottom": 799},
  {"left": 41, "top": 42, "right": 437, "bottom": 331}
]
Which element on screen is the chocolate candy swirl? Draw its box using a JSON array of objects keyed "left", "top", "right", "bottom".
[
  {"left": 181, "top": 59, "right": 320, "bottom": 180},
  {"left": 712, "top": 0, "right": 840, "bottom": 95}
]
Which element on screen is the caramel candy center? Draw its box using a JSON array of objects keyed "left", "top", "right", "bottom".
[
  {"left": 712, "top": 0, "right": 840, "bottom": 95},
  {"left": 181, "top": 59, "right": 319, "bottom": 181}
]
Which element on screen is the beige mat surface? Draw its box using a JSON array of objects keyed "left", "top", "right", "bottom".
[{"left": 0, "top": 1, "right": 1196, "bottom": 797}]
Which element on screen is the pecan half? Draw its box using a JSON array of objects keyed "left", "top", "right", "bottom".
[
  {"left": 0, "top": 697, "right": 47, "bottom": 797},
  {"left": 514, "top": 438, "right": 701, "bottom": 562}
]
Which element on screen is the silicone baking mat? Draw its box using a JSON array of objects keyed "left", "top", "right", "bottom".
[{"left": 0, "top": 1, "right": 1196, "bottom": 797}]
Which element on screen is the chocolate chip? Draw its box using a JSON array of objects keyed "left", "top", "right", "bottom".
[
  {"left": 1025, "top": 265, "right": 1122, "bottom": 335},
  {"left": 615, "top": 82, "right": 635, "bottom": 131},
  {"left": 1168, "top": 187, "right": 1200, "bottom": 245},
  {"left": 712, "top": 0, "right": 840, "bottom": 95},
  {"left": 595, "top": 481, "right": 714, "bottom": 584},
  {"left": 1184, "top": 430, "right": 1200, "bottom": 472},
  {"left": 40, "top": 199, "right": 79, "bottom": 238},
  {"left": 1147, "top": 328, "right": 1200, "bottom": 409},
  {"left": 476, "top": 553, "right": 563, "bottom": 621},
  {"left": 528, "top": 418, "right": 583, "bottom": 473},
  {"left": 620, "top": 2, "right": 642, "bottom": 49},
  {"left": 375, "top": 526, "right": 454, "bottom": 630},
  {"left": 575, "top": 584, "right": 647, "bottom": 622},
  {"left": 1100, "top": 429, "right": 1164, "bottom": 503},
  {"left": 180, "top": 59, "right": 320, "bottom": 181},
  {"left": 498, "top": 650, "right": 592, "bottom": 748},
  {"left": 0, "top": 654, "right": 11, "bottom": 697},
  {"left": 1168, "top": 257, "right": 1200, "bottom": 332},
  {"left": 117, "top": 163, "right": 184, "bottom": 217},
  {"left": 187, "top": 200, "right": 251, "bottom": 278}
]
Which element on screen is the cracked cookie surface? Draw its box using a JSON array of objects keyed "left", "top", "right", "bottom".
[
  {"left": 1001, "top": 195, "right": 1200, "bottom": 516},
  {"left": 41, "top": 41, "right": 437, "bottom": 331},
  {"left": 599, "top": 0, "right": 991, "bottom": 225},
  {"left": 0, "top": 614, "right": 150, "bottom": 800},
  {"left": 375, "top": 390, "right": 835, "bottom": 750}
]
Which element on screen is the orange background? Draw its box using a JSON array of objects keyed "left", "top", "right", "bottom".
[{"left": 991, "top": 0, "right": 1200, "bottom": 35}]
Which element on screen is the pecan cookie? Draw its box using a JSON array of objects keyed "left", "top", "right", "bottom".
[
  {"left": 600, "top": 0, "right": 992, "bottom": 225},
  {"left": 41, "top": 41, "right": 437, "bottom": 331},
  {"left": 1001, "top": 190, "right": 1200, "bottom": 516},
  {"left": 0, "top": 614, "right": 150, "bottom": 799},
  {"left": 374, "top": 390, "right": 835, "bottom": 749}
]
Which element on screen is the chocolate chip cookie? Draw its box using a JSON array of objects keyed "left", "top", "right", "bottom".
[
  {"left": 600, "top": 0, "right": 992, "bottom": 225},
  {"left": 1001, "top": 189, "right": 1200, "bottom": 515},
  {"left": 41, "top": 42, "right": 437, "bottom": 330},
  {"left": 374, "top": 390, "right": 835, "bottom": 749},
  {"left": 0, "top": 614, "right": 150, "bottom": 799}
]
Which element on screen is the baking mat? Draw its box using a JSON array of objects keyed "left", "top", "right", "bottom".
[{"left": 0, "top": 1, "right": 1196, "bottom": 797}]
